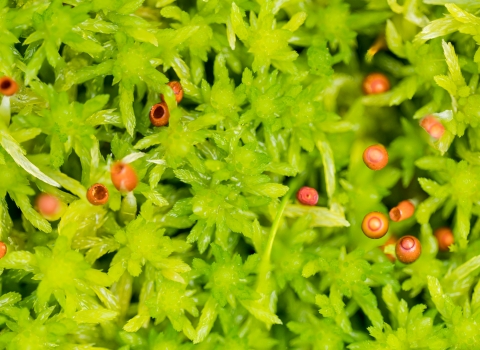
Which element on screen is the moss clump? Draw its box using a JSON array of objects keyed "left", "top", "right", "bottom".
[{"left": 1, "top": 0, "right": 480, "bottom": 348}]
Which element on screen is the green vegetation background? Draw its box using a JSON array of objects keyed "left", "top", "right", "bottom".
[{"left": 0, "top": 0, "right": 479, "bottom": 348}]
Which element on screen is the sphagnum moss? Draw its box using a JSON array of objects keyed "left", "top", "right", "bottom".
[{"left": 0, "top": 0, "right": 480, "bottom": 349}]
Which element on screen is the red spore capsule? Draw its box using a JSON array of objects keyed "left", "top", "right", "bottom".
[
  {"left": 0, "top": 77, "right": 18, "bottom": 96},
  {"left": 296, "top": 187, "right": 319, "bottom": 206},
  {"left": 434, "top": 227, "right": 454, "bottom": 252},
  {"left": 395, "top": 235, "right": 421, "bottom": 264},
  {"left": 35, "top": 193, "right": 63, "bottom": 220},
  {"left": 111, "top": 162, "right": 138, "bottom": 192},
  {"left": 149, "top": 102, "right": 170, "bottom": 127},
  {"left": 167, "top": 81, "right": 183, "bottom": 103},
  {"left": 389, "top": 200, "right": 415, "bottom": 222},
  {"left": 420, "top": 115, "right": 445, "bottom": 139},
  {"left": 363, "top": 144, "right": 388, "bottom": 170},
  {"left": 0, "top": 242, "right": 6, "bottom": 259},
  {"left": 362, "top": 212, "right": 389, "bottom": 239},
  {"left": 362, "top": 73, "right": 390, "bottom": 95},
  {"left": 87, "top": 183, "right": 109, "bottom": 205}
]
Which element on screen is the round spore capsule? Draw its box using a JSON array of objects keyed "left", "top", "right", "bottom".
[
  {"left": 363, "top": 144, "right": 388, "bottom": 171},
  {"left": 434, "top": 227, "right": 454, "bottom": 252},
  {"left": 167, "top": 81, "right": 183, "bottom": 103},
  {"left": 0, "top": 242, "right": 7, "bottom": 259},
  {"left": 0, "top": 76, "right": 18, "bottom": 96},
  {"left": 381, "top": 236, "right": 396, "bottom": 262},
  {"left": 35, "top": 193, "right": 66, "bottom": 221},
  {"left": 296, "top": 187, "right": 319, "bottom": 206},
  {"left": 111, "top": 162, "right": 138, "bottom": 192},
  {"left": 362, "top": 73, "right": 390, "bottom": 95},
  {"left": 87, "top": 183, "right": 109, "bottom": 205},
  {"left": 396, "top": 235, "right": 421, "bottom": 264},
  {"left": 149, "top": 102, "right": 170, "bottom": 127},
  {"left": 420, "top": 115, "right": 445, "bottom": 139},
  {"left": 362, "top": 212, "right": 389, "bottom": 239},
  {"left": 389, "top": 200, "right": 415, "bottom": 222}
]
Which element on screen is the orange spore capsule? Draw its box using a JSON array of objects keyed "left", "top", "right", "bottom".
[
  {"left": 434, "top": 227, "right": 454, "bottom": 252},
  {"left": 381, "top": 236, "right": 396, "bottom": 262},
  {"left": 362, "top": 73, "right": 390, "bottom": 95},
  {"left": 111, "top": 162, "right": 138, "bottom": 192},
  {"left": 296, "top": 187, "right": 319, "bottom": 206},
  {"left": 167, "top": 81, "right": 183, "bottom": 103},
  {"left": 420, "top": 115, "right": 445, "bottom": 139},
  {"left": 149, "top": 102, "right": 170, "bottom": 127},
  {"left": 363, "top": 144, "right": 388, "bottom": 170},
  {"left": 395, "top": 235, "right": 421, "bottom": 264},
  {"left": 0, "top": 242, "right": 6, "bottom": 259},
  {"left": 0, "top": 77, "right": 18, "bottom": 96},
  {"left": 361, "top": 212, "right": 389, "bottom": 239},
  {"left": 389, "top": 200, "right": 415, "bottom": 222},
  {"left": 36, "top": 193, "right": 62, "bottom": 218},
  {"left": 87, "top": 183, "right": 109, "bottom": 205}
]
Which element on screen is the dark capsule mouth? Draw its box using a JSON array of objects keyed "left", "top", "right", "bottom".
[
  {"left": 149, "top": 103, "right": 170, "bottom": 126},
  {"left": 152, "top": 105, "right": 165, "bottom": 119},
  {"left": 0, "top": 79, "right": 11, "bottom": 91},
  {"left": 92, "top": 184, "right": 108, "bottom": 201}
]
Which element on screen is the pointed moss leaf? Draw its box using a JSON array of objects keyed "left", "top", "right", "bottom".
[
  {"left": 0, "top": 131, "right": 60, "bottom": 187},
  {"left": 73, "top": 308, "right": 119, "bottom": 324},
  {"left": 284, "top": 205, "right": 349, "bottom": 227}
]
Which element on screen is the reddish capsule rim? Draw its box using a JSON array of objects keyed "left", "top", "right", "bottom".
[
  {"left": 149, "top": 102, "right": 170, "bottom": 127},
  {"left": 87, "top": 183, "right": 109, "bottom": 205},
  {"left": 296, "top": 186, "right": 319, "bottom": 206},
  {"left": 0, "top": 77, "right": 18, "bottom": 96}
]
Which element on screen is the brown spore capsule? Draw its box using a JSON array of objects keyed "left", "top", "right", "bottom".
[
  {"left": 361, "top": 212, "right": 389, "bottom": 239},
  {"left": 167, "top": 81, "right": 183, "bottom": 103},
  {"left": 434, "top": 227, "right": 454, "bottom": 252},
  {"left": 363, "top": 144, "right": 388, "bottom": 171},
  {"left": 149, "top": 102, "right": 170, "bottom": 127},
  {"left": 0, "top": 242, "right": 6, "bottom": 259},
  {"left": 111, "top": 162, "right": 138, "bottom": 192},
  {"left": 87, "top": 183, "right": 109, "bottom": 205},
  {"left": 389, "top": 200, "right": 415, "bottom": 222},
  {"left": 420, "top": 115, "right": 445, "bottom": 139},
  {"left": 362, "top": 73, "right": 390, "bottom": 95},
  {"left": 395, "top": 235, "right": 421, "bottom": 264},
  {"left": 0, "top": 77, "right": 18, "bottom": 96},
  {"left": 296, "top": 187, "right": 319, "bottom": 206}
]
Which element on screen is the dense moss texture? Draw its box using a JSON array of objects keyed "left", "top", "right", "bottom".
[{"left": 0, "top": 0, "right": 480, "bottom": 348}]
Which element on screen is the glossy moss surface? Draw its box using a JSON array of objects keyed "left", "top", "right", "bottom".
[{"left": 0, "top": 0, "right": 480, "bottom": 349}]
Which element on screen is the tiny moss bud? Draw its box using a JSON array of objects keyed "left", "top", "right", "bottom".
[
  {"left": 296, "top": 187, "right": 319, "bottom": 206},
  {"left": 111, "top": 162, "right": 138, "bottom": 192},
  {"left": 389, "top": 200, "right": 415, "bottom": 222},
  {"left": 434, "top": 227, "right": 454, "bottom": 252},
  {"left": 363, "top": 144, "right": 388, "bottom": 170},
  {"left": 396, "top": 235, "right": 421, "bottom": 264},
  {"left": 362, "top": 73, "right": 390, "bottom": 95},
  {"left": 0, "top": 242, "right": 6, "bottom": 259},
  {"left": 87, "top": 183, "right": 109, "bottom": 205},
  {"left": 420, "top": 115, "right": 445, "bottom": 139},
  {"left": 149, "top": 102, "right": 170, "bottom": 127},
  {"left": 362, "top": 212, "right": 389, "bottom": 239},
  {"left": 0, "top": 76, "right": 18, "bottom": 96}
]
